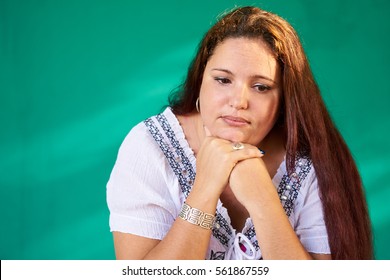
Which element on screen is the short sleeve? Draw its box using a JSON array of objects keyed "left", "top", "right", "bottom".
[
  {"left": 294, "top": 168, "right": 331, "bottom": 254},
  {"left": 106, "top": 122, "right": 178, "bottom": 240}
]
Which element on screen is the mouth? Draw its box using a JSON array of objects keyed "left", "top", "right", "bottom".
[{"left": 221, "top": 115, "right": 250, "bottom": 127}]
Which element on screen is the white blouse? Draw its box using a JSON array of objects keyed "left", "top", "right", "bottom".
[{"left": 107, "top": 107, "right": 330, "bottom": 259}]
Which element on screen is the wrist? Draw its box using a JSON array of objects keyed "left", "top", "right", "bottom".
[
  {"left": 179, "top": 202, "right": 216, "bottom": 230},
  {"left": 186, "top": 181, "right": 221, "bottom": 212},
  {"left": 242, "top": 183, "right": 281, "bottom": 215}
]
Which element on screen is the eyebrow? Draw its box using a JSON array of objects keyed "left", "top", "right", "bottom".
[{"left": 211, "top": 68, "right": 276, "bottom": 84}]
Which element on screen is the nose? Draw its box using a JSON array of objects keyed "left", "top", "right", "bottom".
[{"left": 230, "top": 85, "right": 249, "bottom": 110}]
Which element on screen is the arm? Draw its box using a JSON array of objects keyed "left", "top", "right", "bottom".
[
  {"left": 113, "top": 166, "right": 221, "bottom": 260},
  {"left": 113, "top": 209, "right": 215, "bottom": 260},
  {"left": 109, "top": 131, "right": 263, "bottom": 259},
  {"left": 229, "top": 157, "right": 331, "bottom": 260}
]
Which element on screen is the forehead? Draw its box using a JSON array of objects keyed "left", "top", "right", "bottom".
[{"left": 207, "top": 37, "right": 279, "bottom": 78}]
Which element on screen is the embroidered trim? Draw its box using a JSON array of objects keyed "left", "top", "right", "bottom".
[
  {"left": 212, "top": 212, "right": 233, "bottom": 247},
  {"left": 277, "top": 155, "right": 312, "bottom": 217},
  {"left": 156, "top": 114, "right": 196, "bottom": 196},
  {"left": 144, "top": 117, "right": 192, "bottom": 196},
  {"left": 244, "top": 226, "right": 260, "bottom": 250},
  {"left": 210, "top": 250, "right": 226, "bottom": 260},
  {"left": 144, "top": 111, "right": 312, "bottom": 260},
  {"left": 144, "top": 113, "right": 234, "bottom": 248}
]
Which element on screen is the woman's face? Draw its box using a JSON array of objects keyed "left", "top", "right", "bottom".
[{"left": 199, "top": 37, "right": 281, "bottom": 146}]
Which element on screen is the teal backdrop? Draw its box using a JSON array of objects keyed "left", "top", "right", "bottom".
[{"left": 1, "top": 0, "right": 389, "bottom": 259}]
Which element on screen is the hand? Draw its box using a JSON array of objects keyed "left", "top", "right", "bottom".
[
  {"left": 193, "top": 127, "right": 264, "bottom": 200},
  {"left": 228, "top": 156, "right": 276, "bottom": 209}
]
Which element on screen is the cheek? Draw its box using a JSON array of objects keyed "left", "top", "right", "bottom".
[
  {"left": 200, "top": 83, "right": 228, "bottom": 112},
  {"left": 253, "top": 97, "right": 280, "bottom": 126}
]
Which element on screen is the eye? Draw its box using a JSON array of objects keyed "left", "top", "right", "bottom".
[
  {"left": 214, "top": 77, "right": 231, "bottom": 84},
  {"left": 253, "top": 83, "right": 271, "bottom": 92}
]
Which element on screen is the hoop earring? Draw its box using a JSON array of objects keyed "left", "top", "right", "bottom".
[{"left": 196, "top": 97, "right": 200, "bottom": 113}]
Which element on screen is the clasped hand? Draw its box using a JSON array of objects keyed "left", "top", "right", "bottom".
[{"left": 194, "top": 130, "right": 272, "bottom": 208}]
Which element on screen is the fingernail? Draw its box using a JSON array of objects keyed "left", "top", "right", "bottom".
[{"left": 258, "top": 148, "right": 265, "bottom": 155}]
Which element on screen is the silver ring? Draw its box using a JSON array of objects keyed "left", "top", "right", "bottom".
[{"left": 232, "top": 142, "right": 244, "bottom": 150}]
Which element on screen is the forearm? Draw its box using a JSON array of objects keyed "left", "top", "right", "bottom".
[
  {"left": 142, "top": 219, "right": 212, "bottom": 259},
  {"left": 246, "top": 186, "right": 312, "bottom": 260},
  {"left": 143, "top": 187, "right": 219, "bottom": 260}
]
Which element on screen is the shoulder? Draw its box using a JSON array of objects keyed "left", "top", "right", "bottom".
[
  {"left": 273, "top": 155, "right": 315, "bottom": 193},
  {"left": 292, "top": 157, "right": 330, "bottom": 254},
  {"left": 107, "top": 107, "right": 185, "bottom": 194},
  {"left": 118, "top": 122, "right": 159, "bottom": 160},
  {"left": 107, "top": 109, "right": 184, "bottom": 238},
  {"left": 279, "top": 154, "right": 324, "bottom": 222},
  {"left": 287, "top": 155, "right": 318, "bottom": 204},
  {"left": 272, "top": 154, "right": 316, "bottom": 215},
  {"left": 107, "top": 111, "right": 166, "bottom": 194},
  {"left": 117, "top": 108, "right": 175, "bottom": 164}
]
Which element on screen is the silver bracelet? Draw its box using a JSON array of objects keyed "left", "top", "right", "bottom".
[{"left": 179, "top": 202, "right": 215, "bottom": 230}]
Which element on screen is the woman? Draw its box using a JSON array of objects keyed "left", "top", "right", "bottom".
[{"left": 107, "top": 6, "right": 373, "bottom": 259}]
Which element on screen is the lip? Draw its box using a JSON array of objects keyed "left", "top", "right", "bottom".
[{"left": 221, "top": 115, "right": 250, "bottom": 127}]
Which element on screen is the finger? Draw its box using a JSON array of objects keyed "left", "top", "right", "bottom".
[{"left": 230, "top": 143, "right": 264, "bottom": 162}]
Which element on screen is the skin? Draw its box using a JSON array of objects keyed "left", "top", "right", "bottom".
[
  {"left": 113, "top": 37, "right": 331, "bottom": 260},
  {"left": 199, "top": 37, "right": 281, "bottom": 146}
]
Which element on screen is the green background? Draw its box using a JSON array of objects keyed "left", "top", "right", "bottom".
[{"left": 1, "top": 0, "right": 389, "bottom": 259}]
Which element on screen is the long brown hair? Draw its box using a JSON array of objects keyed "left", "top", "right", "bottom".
[{"left": 170, "top": 6, "right": 373, "bottom": 259}]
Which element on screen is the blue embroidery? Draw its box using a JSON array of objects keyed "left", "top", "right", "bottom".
[
  {"left": 277, "top": 155, "right": 312, "bottom": 217},
  {"left": 244, "top": 226, "right": 260, "bottom": 250},
  {"left": 210, "top": 250, "right": 225, "bottom": 260},
  {"left": 212, "top": 212, "right": 233, "bottom": 247},
  {"left": 144, "top": 117, "right": 192, "bottom": 196},
  {"left": 144, "top": 110, "right": 312, "bottom": 259},
  {"left": 144, "top": 113, "right": 234, "bottom": 248},
  {"left": 156, "top": 114, "right": 196, "bottom": 195}
]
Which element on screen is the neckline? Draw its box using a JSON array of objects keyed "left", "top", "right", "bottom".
[{"left": 146, "top": 109, "right": 295, "bottom": 256}]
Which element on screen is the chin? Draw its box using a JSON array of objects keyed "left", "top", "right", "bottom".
[{"left": 217, "top": 131, "right": 247, "bottom": 143}]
